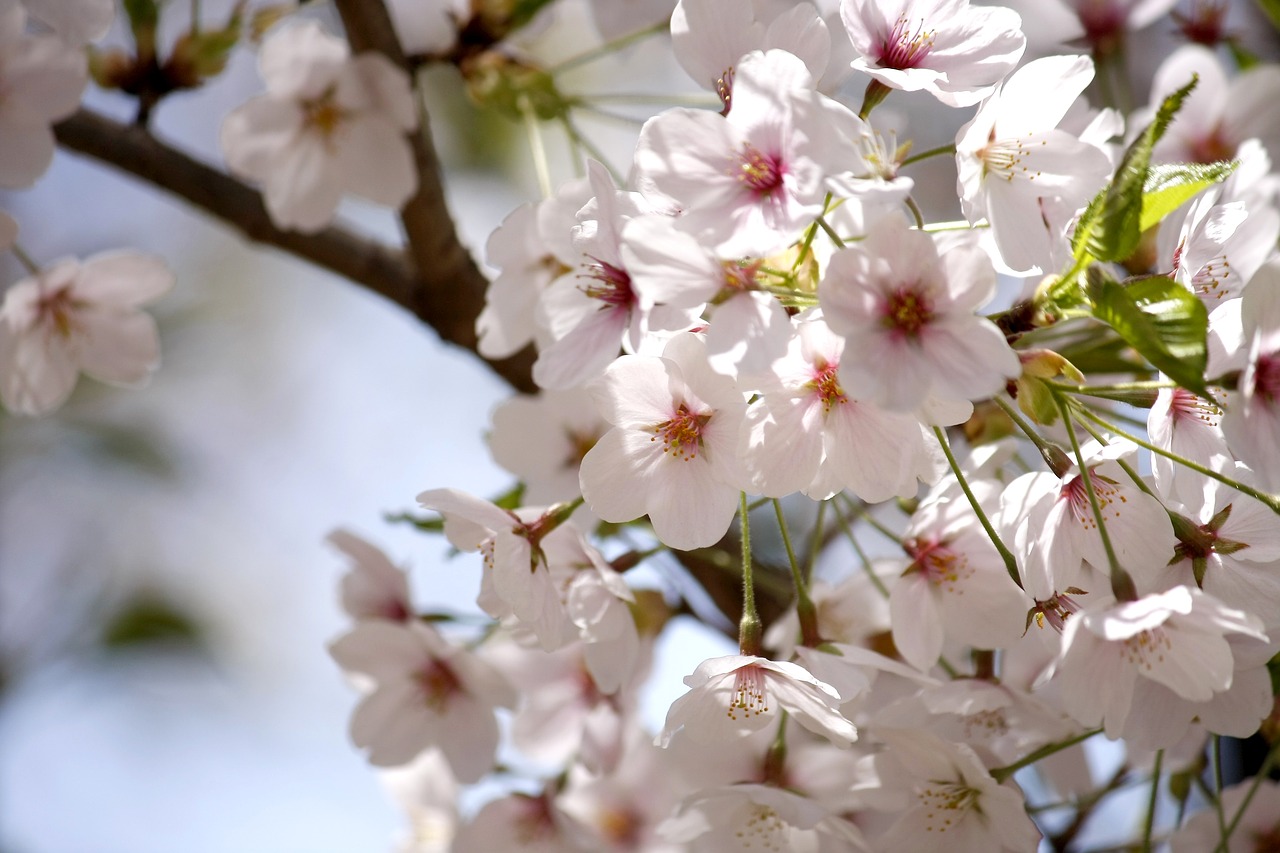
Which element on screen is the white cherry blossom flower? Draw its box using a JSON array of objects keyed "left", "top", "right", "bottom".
[
  {"left": 1000, "top": 438, "right": 1174, "bottom": 600},
  {"left": 1160, "top": 187, "right": 1280, "bottom": 307},
  {"left": 329, "top": 621, "right": 517, "bottom": 780},
  {"left": 659, "top": 783, "right": 869, "bottom": 852},
  {"left": 1145, "top": 44, "right": 1280, "bottom": 165},
  {"left": 328, "top": 529, "right": 413, "bottom": 623},
  {"left": 578, "top": 332, "right": 749, "bottom": 550},
  {"left": 820, "top": 216, "right": 1020, "bottom": 411},
  {"left": 0, "top": 0, "right": 88, "bottom": 188},
  {"left": 1148, "top": 385, "right": 1230, "bottom": 512},
  {"left": 659, "top": 654, "right": 858, "bottom": 747},
  {"left": 487, "top": 387, "right": 606, "bottom": 505},
  {"left": 1171, "top": 778, "right": 1280, "bottom": 853},
  {"left": 0, "top": 251, "right": 173, "bottom": 416},
  {"left": 873, "top": 727, "right": 1041, "bottom": 852},
  {"left": 1221, "top": 261, "right": 1280, "bottom": 491},
  {"left": 840, "top": 0, "right": 1025, "bottom": 107},
  {"left": 955, "top": 54, "right": 1113, "bottom": 273},
  {"left": 740, "top": 312, "right": 949, "bottom": 502},
  {"left": 220, "top": 20, "right": 419, "bottom": 232},
  {"left": 1053, "top": 585, "right": 1267, "bottom": 737}
]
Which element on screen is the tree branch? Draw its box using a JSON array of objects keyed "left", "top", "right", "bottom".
[{"left": 53, "top": 108, "right": 538, "bottom": 393}]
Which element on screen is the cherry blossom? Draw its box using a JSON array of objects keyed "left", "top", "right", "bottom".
[
  {"left": 487, "top": 388, "right": 606, "bottom": 505},
  {"left": 578, "top": 332, "right": 748, "bottom": 550},
  {"left": 873, "top": 727, "right": 1041, "bottom": 852},
  {"left": 0, "top": 0, "right": 88, "bottom": 189},
  {"left": 840, "top": 0, "right": 1025, "bottom": 108},
  {"left": 0, "top": 251, "right": 173, "bottom": 416},
  {"left": 955, "top": 54, "right": 1113, "bottom": 273},
  {"left": 1221, "top": 261, "right": 1280, "bottom": 491},
  {"left": 819, "top": 216, "right": 1020, "bottom": 411},
  {"left": 329, "top": 621, "right": 517, "bottom": 780},
  {"left": 1171, "top": 778, "right": 1280, "bottom": 853},
  {"left": 328, "top": 530, "right": 413, "bottom": 623},
  {"left": 220, "top": 20, "right": 419, "bottom": 232},
  {"left": 659, "top": 783, "right": 868, "bottom": 852},
  {"left": 659, "top": 654, "right": 858, "bottom": 746}
]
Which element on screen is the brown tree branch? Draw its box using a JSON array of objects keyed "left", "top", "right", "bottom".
[{"left": 53, "top": 108, "right": 539, "bottom": 393}]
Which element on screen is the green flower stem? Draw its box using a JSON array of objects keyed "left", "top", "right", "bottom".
[
  {"left": 833, "top": 497, "right": 891, "bottom": 599},
  {"left": 549, "top": 21, "right": 668, "bottom": 75},
  {"left": 901, "top": 143, "right": 956, "bottom": 167},
  {"left": 10, "top": 243, "right": 40, "bottom": 276},
  {"left": 1051, "top": 391, "right": 1137, "bottom": 601},
  {"left": 1142, "top": 749, "right": 1163, "bottom": 853},
  {"left": 1212, "top": 736, "right": 1229, "bottom": 849},
  {"left": 904, "top": 196, "right": 925, "bottom": 229},
  {"left": 816, "top": 215, "right": 845, "bottom": 249},
  {"left": 739, "top": 492, "right": 763, "bottom": 656},
  {"left": 1075, "top": 405, "right": 1280, "bottom": 514},
  {"left": 576, "top": 91, "right": 719, "bottom": 107},
  {"left": 804, "top": 500, "right": 826, "bottom": 585},
  {"left": 1063, "top": 400, "right": 1156, "bottom": 497},
  {"left": 1215, "top": 741, "right": 1280, "bottom": 853},
  {"left": 519, "top": 96, "right": 552, "bottom": 198},
  {"left": 990, "top": 728, "right": 1102, "bottom": 784},
  {"left": 773, "top": 500, "right": 820, "bottom": 647},
  {"left": 558, "top": 115, "right": 618, "bottom": 183},
  {"left": 992, "top": 395, "right": 1072, "bottom": 475},
  {"left": 931, "top": 425, "right": 1024, "bottom": 589}
]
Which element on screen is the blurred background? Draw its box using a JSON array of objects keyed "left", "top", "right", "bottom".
[{"left": 2, "top": 1, "right": 1277, "bottom": 850}]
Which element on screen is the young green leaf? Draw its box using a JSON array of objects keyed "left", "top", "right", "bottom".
[
  {"left": 1139, "top": 161, "right": 1238, "bottom": 233},
  {"left": 1088, "top": 271, "right": 1210, "bottom": 393}
]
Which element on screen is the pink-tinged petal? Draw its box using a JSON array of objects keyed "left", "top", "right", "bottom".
[
  {"left": 435, "top": 698, "right": 502, "bottom": 783},
  {"left": 333, "top": 116, "right": 417, "bottom": 208},
  {"left": 1058, "top": 625, "right": 1134, "bottom": 734},
  {"left": 74, "top": 252, "right": 174, "bottom": 306},
  {"left": 579, "top": 429, "right": 658, "bottom": 524},
  {"left": 764, "top": 4, "right": 830, "bottom": 81},
  {"left": 23, "top": 0, "right": 114, "bottom": 43},
  {"left": 588, "top": 353, "right": 675, "bottom": 428},
  {"left": 329, "top": 622, "right": 428, "bottom": 680},
  {"left": 2, "top": 34, "right": 87, "bottom": 122},
  {"left": 634, "top": 108, "right": 742, "bottom": 213},
  {"left": 821, "top": 401, "right": 921, "bottom": 502},
  {"left": 1143, "top": 624, "right": 1234, "bottom": 702},
  {"left": 996, "top": 55, "right": 1095, "bottom": 138},
  {"left": 646, "top": 456, "right": 740, "bottom": 550},
  {"left": 220, "top": 97, "right": 304, "bottom": 182},
  {"left": 349, "top": 680, "right": 436, "bottom": 766},
  {"left": 620, "top": 215, "right": 721, "bottom": 307},
  {"left": 259, "top": 20, "right": 347, "bottom": 101},
  {"left": 75, "top": 309, "right": 159, "bottom": 386},
  {"left": 1223, "top": 65, "right": 1280, "bottom": 155},
  {"left": 532, "top": 306, "right": 628, "bottom": 391},
  {"left": 343, "top": 53, "right": 418, "bottom": 130},
  {"left": 670, "top": 0, "right": 764, "bottom": 91},
  {"left": 261, "top": 135, "right": 343, "bottom": 233},
  {"left": 0, "top": 123, "right": 54, "bottom": 189},
  {"left": 921, "top": 317, "right": 1021, "bottom": 401},
  {"left": 939, "top": 241, "right": 997, "bottom": 311},
  {"left": 743, "top": 397, "right": 824, "bottom": 498},
  {"left": 984, "top": 177, "right": 1056, "bottom": 274},
  {"left": 1198, "top": 664, "right": 1274, "bottom": 737},
  {"left": 416, "top": 487, "right": 514, "bottom": 533},
  {"left": 705, "top": 291, "right": 792, "bottom": 378},
  {"left": 890, "top": 574, "right": 944, "bottom": 671},
  {"left": 328, "top": 529, "right": 412, "bottom": 622},
  {"left": 0, "top": 324, "right": 78, "bottom": 415}
]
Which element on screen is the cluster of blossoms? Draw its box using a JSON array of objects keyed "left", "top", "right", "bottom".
[
  {"left": 322, "top": 0, "right": 1280, "bottom": 850},
  {"left": 10, "top": 0, "right": 1280, "bottom": 849}
]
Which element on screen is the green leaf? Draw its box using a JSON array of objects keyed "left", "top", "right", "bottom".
[
  {"left": 1227, "top": 38, "right": 1260, "bottom": 70},
  {"left": 1139, "top": 161, "right": 1238, "bottom": 233},
  {"left": 103, "top": 596, "right": 201, "bottom": 649},
  {"left": 385, "top": 511, "right": 444, "bottom": 533},
  {"left": 1088, "top": 272, "right": 1209, "bottom": 393},
  {"left": 1072, "top": 76, "right": 1199, "bottom": 263},
  {"left": 1254, "top": 0, "right": 1280, "bottom": 31}
]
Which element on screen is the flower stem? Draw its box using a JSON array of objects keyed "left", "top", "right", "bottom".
[
  {"left": 904, "top": 195, "right": 925, "bottom": 229},
  {"left": 11, "top": 243, "right": 40, "bottom": 276},
  {"left": 1051, "top": 391, "right": 1137, "bottom": 601},
  {"left": 990, "top": 728, "right": 1102, "bottom": 784},
  {"left": 816, "top": 215, "right": 845, "bottom": 249},
  {"left": 931, "top": 425, "right": 1024, "bottom": 589},
  {"left": 548, "top": 21, "right": 668, "bottom": 76},
  {"left": 1075, "top": 405, "right": 1280, "bottom": 514},
  {"left": 993, "top": 395, "right": 1072, "bottom": 476},
  {"left": 1215, "top": 741, "right": 1280, "bottom": 853},
  {"left": 774, "top": 500, "right": 820, "bottom": 647},
  {"left": 901, "top": 143, "right": 956, "bottom": 167},
  {"left": 519, "top": 96, "right": 552, "bottom": 198},
  {"left": 1142, "top": 749, "right": 1163, "bottom": 853},
  {"left": 739, "top": 492, "right": 762, "bottom": 656}
]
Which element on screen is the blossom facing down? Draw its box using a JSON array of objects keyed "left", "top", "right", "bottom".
[
  {"left": 0, "top": 251, "right": 174, "bottom": 416},
  {"left": 658, "top": 654, "right": 858, "bottom": 747},
  {"left": 819, "top": 216, "right": 1020, "bottom": 412},
  {"left": 220, "top": 20, "right": 419, "bottom": 232},
  {"left": 327, "top": 530, "right": 413, "bottom": 623},
  {"left": 579, "top": 332, "right": 748, "bottom": 551},
  {"left": 1222, "top": 262, "right": 1280, "bottom": 492},
  {"left": 0, "top": 0, "right": 89, "bottom": 188},
  {"left": 840, "top": 0, "right": 1025, "bottom": 107}
]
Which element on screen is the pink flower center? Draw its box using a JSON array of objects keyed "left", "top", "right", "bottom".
[
  {"left": 880, "top": 15, "right": 936, "bottom": 69},
  {"left": 561, "top": 427, "right": 600, "bottom": 471},
  {"left": 580, "top": 256, "right": 636, "bottom": 310},
  {"left": 35, "top": 285, "right": 78, "bottom": 339},
  {"left": 735, "top": 144, "right": 785, "bottom": 196},
  {"left": 1175, "top": 0, "right": 1229, "bottom": 46},
  {"left": 809, "top": 360, "right": 848, "bottom": 413},
  {"left": 722, "top": 260, "right": 762, "bottom": 292},
  {"left": 881, "top": 287, "right": 934, "bottom": 339},
  {"left": 1061, "top": 468, "right": 1127, "bottom": 527},
  {"left": 905, "top": 537, "right": 972, "bottom": 591},
  {"left": 1168, "top": 387, "right": 1222, "bottom": 427},
  {"left": 727, "top": 664, "right": 769, "bottom": 721},
  {"left": 1077, "top": 0, "right": 1125, "bottom": 43},
  {"left": 1254, "top": 354, "right": 1280, "bottom": 405},
  {"left": 651, "top": 403, "right": 712, "bottom": 461},
  {"left": 302, "top": 93, "right": 347, "bottom": 142},
  {"left": 1031, "top": 590, "right": 1084, "bottom": 633},
  {"left": 1122, "top": 627, "right": 1173, "bottom": 672},
  {"left": 1188, "top": 127, "right": 1236, "bottom": 164},
  {"left": 416, "top": 658, "right": 464, "bottom": 711}
]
